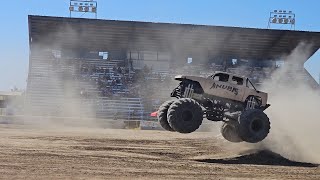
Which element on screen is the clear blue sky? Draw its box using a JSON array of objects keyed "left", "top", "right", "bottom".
[{"left": 0, "top": 0, "right": 320, "bottom": 91}]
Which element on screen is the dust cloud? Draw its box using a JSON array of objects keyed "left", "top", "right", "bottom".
[
  {"left": 21, "top": 20, "right": 320, "bottom": 164},
  {"left": 257, "top": 42, "right": 320, "bottom": 164},
  {"left": 23, "top": 31, "right": 102, "bottom": 129}
]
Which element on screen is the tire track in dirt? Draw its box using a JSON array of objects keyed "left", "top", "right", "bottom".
[{"left": 0, "top": 126, "right": 318, "bottom": 179}]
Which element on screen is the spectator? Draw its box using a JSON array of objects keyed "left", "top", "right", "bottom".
[{"left": 117, "top": 66, "right": 122, "bottom": 74}]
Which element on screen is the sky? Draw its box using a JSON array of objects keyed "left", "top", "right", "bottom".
[{"left": 0, "top": 0, "right": 320, "bottom": 91}]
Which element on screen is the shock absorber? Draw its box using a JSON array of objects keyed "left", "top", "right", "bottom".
[
  {"left": 183, "top": 84, "right": 194, "bottom": 98},
  {"left": 246, "top": 96, "right": 256, "bottom": 110}
]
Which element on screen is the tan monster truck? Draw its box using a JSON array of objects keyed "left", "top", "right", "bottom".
[{"left": 154, "top": 71, "right": 271, "bottom": 143}]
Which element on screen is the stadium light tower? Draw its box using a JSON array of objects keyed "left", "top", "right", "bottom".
[
  {"left": 267, "top": 10, "right": 295, "bottom": 30},
  {"left": 69, "top": 0, "right": 98, "bottom": 19}
]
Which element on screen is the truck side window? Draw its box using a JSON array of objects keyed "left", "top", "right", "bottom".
[
  {"left": 231, "top": 76, "right": 243, "bottom": 85},
  {"left": 213, "top": 73, "right": 229, "bottom": 82}
]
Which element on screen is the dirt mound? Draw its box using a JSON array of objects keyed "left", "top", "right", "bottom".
[{"left": 196, "top": 150, "right": 319, "bottom": 167}]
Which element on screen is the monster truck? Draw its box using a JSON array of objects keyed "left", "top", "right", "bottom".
[{"left": 153, "top": 71, "right": 271, "bottom": 143}]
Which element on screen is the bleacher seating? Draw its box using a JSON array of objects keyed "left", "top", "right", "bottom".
[
  {"left": 26, "top": 50, "right": 146, "bottom": 120},
  {"left": 26, "top": 49, "right": 319, "bottom": 121}
]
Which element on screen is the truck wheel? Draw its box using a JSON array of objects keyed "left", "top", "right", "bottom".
[
  {"left": 157, "top": 100, "right": 175, "bottom": 131},
  {"left": 167, "top": 98, "right": 203, "bottom": 133},
  {"left": 220, "top": 121, "right": 243, "bottom": 143},
  {"left": 238, "top": 109, "right": 270, "bottom": 143}
]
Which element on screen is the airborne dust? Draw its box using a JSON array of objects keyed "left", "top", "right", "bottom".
[
  {"left": 257, "top": 43, "right": 320, "bottom": 164},
  {"left": 21, "top": 23, "right": 320, "bottom": 164}
]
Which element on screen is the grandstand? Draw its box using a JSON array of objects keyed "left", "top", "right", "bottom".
[{"left": 26, "top": 15, "right": 320, "bottom": 121}]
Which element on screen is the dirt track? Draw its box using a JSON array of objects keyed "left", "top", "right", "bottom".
[{"left": 0, "top": 125, "right": 318, "bottom": 180}]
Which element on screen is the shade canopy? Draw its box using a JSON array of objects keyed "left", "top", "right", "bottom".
[{"left": 29, "top": 15, "right": 320, "bottom": 61}]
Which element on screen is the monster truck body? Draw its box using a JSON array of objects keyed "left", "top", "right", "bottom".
[
  {"left": 155, "top": 71, "right": 271, "bottom": 143},
  {"left": 173, "top": 72, "right": 269, "bottom": 109}
]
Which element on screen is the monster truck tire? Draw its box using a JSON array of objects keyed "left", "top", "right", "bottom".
[
  {"left": 167, "top": 98, "right": 203, "bottom": 133},
  {"left": 157, "top": 100, "right": 175, "bottom": 131},
  {"left": 238, "top": 109, "right": 270, "bottom": 143},
  {"left": 220, "top": 121, "right": 243, "bottom": 143}
]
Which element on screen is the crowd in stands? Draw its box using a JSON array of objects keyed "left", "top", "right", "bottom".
[
  {"left": 42, "top": 47, "right": 320, "bottom": 122},
  {"left": 76, "top": 60, "right": 173, "bottom": 100},
  {"left": 78, "top": 63, "right": 134, "bottom": 98},
  {"left": 47, "top": 52, "right": 318, "bottom": 121},
  {"left": 59, "top": 55, "right": 284, "bottom": 103}
]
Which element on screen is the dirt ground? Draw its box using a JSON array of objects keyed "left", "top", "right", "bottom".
[{"left": 0, "top": 125, "right": 318, "bottom": 180}]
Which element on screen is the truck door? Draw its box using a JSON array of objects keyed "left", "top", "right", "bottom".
[
  {"left": 205, "top": 73, "right": 244, "bottom": 101},
  {"left": 229, "top": 76, "right": 245, "bottom": 101}
]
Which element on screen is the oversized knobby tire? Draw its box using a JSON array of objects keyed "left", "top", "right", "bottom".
[
  {"left": 238, "top": 109, "right": 270, "bottom": 143},
  {"left": 167, "top": 98, "right": 203, "bottom": 133},
  {"left": 220, "top": 121, "right": 243, "bottom": 143},
  {"left": 157, "top": 100, "right": 175, "bottom": 131}
]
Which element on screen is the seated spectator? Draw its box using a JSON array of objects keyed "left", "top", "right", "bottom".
[{"left": 118, "top": 66, "right": 122, "bottom": 74}]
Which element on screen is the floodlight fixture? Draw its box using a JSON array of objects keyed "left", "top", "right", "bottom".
[
  {"left": 278, "top": 18, "right": 283, "bottom": 23},
  {"left": 69, "top": 0, "right": 98, "bottom": 19},
  {"left": 267, "top": 10, "right": 295, "bottom": 30},
  {"left": 92, "top": 6, "right": 97, "bottom": 13}
]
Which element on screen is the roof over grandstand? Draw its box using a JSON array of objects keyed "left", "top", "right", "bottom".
[{"left": 28, "top": 15, "right": 320, "bottom": 61}]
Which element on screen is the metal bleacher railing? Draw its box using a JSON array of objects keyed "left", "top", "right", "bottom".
[{"left": 95, "top": 97, "right": 144, "bottom": 120}]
